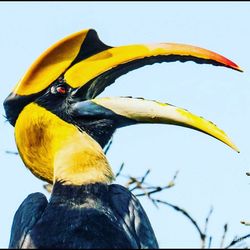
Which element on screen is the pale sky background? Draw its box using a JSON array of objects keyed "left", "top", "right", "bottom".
[{"left": 1, "top": 1, "right": 250, "bottom": 248}]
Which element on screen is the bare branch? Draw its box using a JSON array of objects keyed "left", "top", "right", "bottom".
[
  {"left": 129, "top": 169, "right": 151, "bottom": 192},
  {"left": 136, "top": 186, "right": 164, "bottom": 197},
  {"left": 149, "top": 197, "right": 160, "bottom": 209},
  {"left": 153, "top": 198, "right": 206, "bottom": 243},
  {"left": 140, "top": 169, "right": 151, "bottom": 185},
  {"left": 116, "top": 166, "right": 250, "bottom": 249},
  {"left": 104, "top": 136, "right": 113, "bottom": 155},
  {"left": 220, "top": 223, "right": 228, "bottom": 248},
  {"left": 115, "top": 163, "right": 125, "bottom": 178},
  {"left": 208, "top": 236, "right": 212, "bottom": 248},
  {"left": 202, "top": 207, "right": 214, "bottom": 248},
  {"left": 170, "top": 170, "right": 179, "bottom": 183},
  {"left": 125, "top": 177, "right": 139, "bottom": 189},
  {"left": 225, "top": 234, "right": 250, "bottom": 249},
  {"left": 134, "top": 170, "right": 179, "bottom": 196},
  {"left": 204, "top": 207, "right": 213, "bottom": 236},
  {"left": 120, "top": 168, "right": 207, "bottom": 244},
  {"left": 5, "top": 150, "right": 18, "bottom": 155}
]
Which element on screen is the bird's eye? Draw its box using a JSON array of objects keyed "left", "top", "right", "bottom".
[
  {"left": 56, "top": 86, "right": 67, "bottom": 94},
  {"left": 51, "top": 85, "right": 68, "bottom": 95}
]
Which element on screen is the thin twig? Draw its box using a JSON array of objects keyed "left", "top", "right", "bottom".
[
  {"left": 136, "top": 186, "right": 163, "bottom": 197},
  {"left": 126, "top": 177, "right": 138, "bottom": 187},
  {"left": 115, "top": 163, "right": 125, "bottom": 178},
  {"left": 220, "top": 223, "right": 228, "bottom": 248},
  {"left": 171, "top": 170, "right": 179, "bottom": 183},
  {"left": 151, "top": 198, "right": 160, "bottom": 209},
  {"left": 134, "top": 170, "right": 178, "bottom": 196},
  {"left": 104, "top": 137, "right": 113, "bottom": 154},
  {"left": 233, "top": 241, "right": 248, "bottom": 248},
  {"left": 129, "top": 169, "right": 151, "bottom": 192},
  {"left": 208, "top": 236, "right": 212, "bottom": 249},
  {"left": 204, "top": 207, "right": 213, "bottom": 236},
  {"left": 118, "top": 167, "right": 250, "bottom": 248},
  {"left": 225, "top": 233, "right": 250, "bottom": 249},
  {"left": 5, "top": 150, "right": 18, "bottom": 155},
  {"left": 153, "top": 198, "right": 206, "bottom": 242},
  {"left": 140, "top": 169, "right": 151, "bottom": 185},
  {"left": 202, "top": 206, "right": 213, "bottom": 248},
  {"left": 135, "top": 182, "right": 176, "bottom": 197}
]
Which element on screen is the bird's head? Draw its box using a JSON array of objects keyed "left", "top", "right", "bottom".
[{"left": 3, "top": 29, "right": 242, "bottom": 184}]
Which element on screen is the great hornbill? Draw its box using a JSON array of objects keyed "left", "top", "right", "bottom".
[{"left": 4, "top": 29, "right": 241, "bottom": 248}]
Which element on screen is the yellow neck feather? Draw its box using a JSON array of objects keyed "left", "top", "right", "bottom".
[{"left": 14, "top": 103, "right": 114, "bottom": 185}]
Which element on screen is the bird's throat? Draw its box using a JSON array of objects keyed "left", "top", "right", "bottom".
[{"left": 14, "top": 103, "right": 114, "bottom": 185}]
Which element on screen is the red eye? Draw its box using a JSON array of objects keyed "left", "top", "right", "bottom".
[{"left": 56, "top": 86, "right": 67, "bottom": 94}]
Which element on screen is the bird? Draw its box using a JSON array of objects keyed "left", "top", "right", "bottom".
[{"left": 4, "top": 28, "right": 242, "bottom": 248}]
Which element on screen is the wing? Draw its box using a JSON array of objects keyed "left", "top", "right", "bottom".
[
  {"left": 109, "top": 184, "right": 159, "bottom": 249},
  {"left": 9, "top": 192, "right": 48, "bottom": 248}
]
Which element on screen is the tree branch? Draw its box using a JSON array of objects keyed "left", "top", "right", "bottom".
[
  {"left": 118, "top": 167, "right": 250, "bottom": 249},
  {"left": 220, "top": 223, "right": 228, "bottom": 248},
  {"left": 202, "top": 207, "right": 213, "bottom": 248},
  {"left": 225, "top": 233, "right": 250, "bottom": 249},
  {"left": 5, "top": 150, "right": 18, "bottom": 155}
]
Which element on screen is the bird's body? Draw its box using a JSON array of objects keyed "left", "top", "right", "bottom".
[
  {"left": 4, "top": 28, "right": 241, "bottom": 248},
  {"left": 9, "top": 183, "right": 158, "bottom": 249}
]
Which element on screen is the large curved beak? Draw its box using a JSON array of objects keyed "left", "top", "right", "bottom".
[
  {"left": 12, "top": 29, "right": 242, "bottom": 98},
  {"left": 66, "top": 35, "right": 243, "bottom": 99},
  {"left": 71, "top": 97, "right": 239, "bottom": 153},
  {"left": 5, "top": 29, "right": 241, "bottom": 153}
]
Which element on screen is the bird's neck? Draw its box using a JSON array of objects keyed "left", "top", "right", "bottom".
[
  {"left": 15, "top": 103, "right": 115, "bottom": 185},
  {"left": 53, "top": 124, "right": 115, "bottom": 186},
  {"left": 51, "top": 182, "right": 109, "bottom": 203}
]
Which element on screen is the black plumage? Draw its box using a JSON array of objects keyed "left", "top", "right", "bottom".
[{"left": 9, "top": 183, "right": 158, "bottom": 249}]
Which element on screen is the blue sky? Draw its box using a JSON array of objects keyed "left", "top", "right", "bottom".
[{"left": 1, "top": 2, "right": 250, "bottom": 248}]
